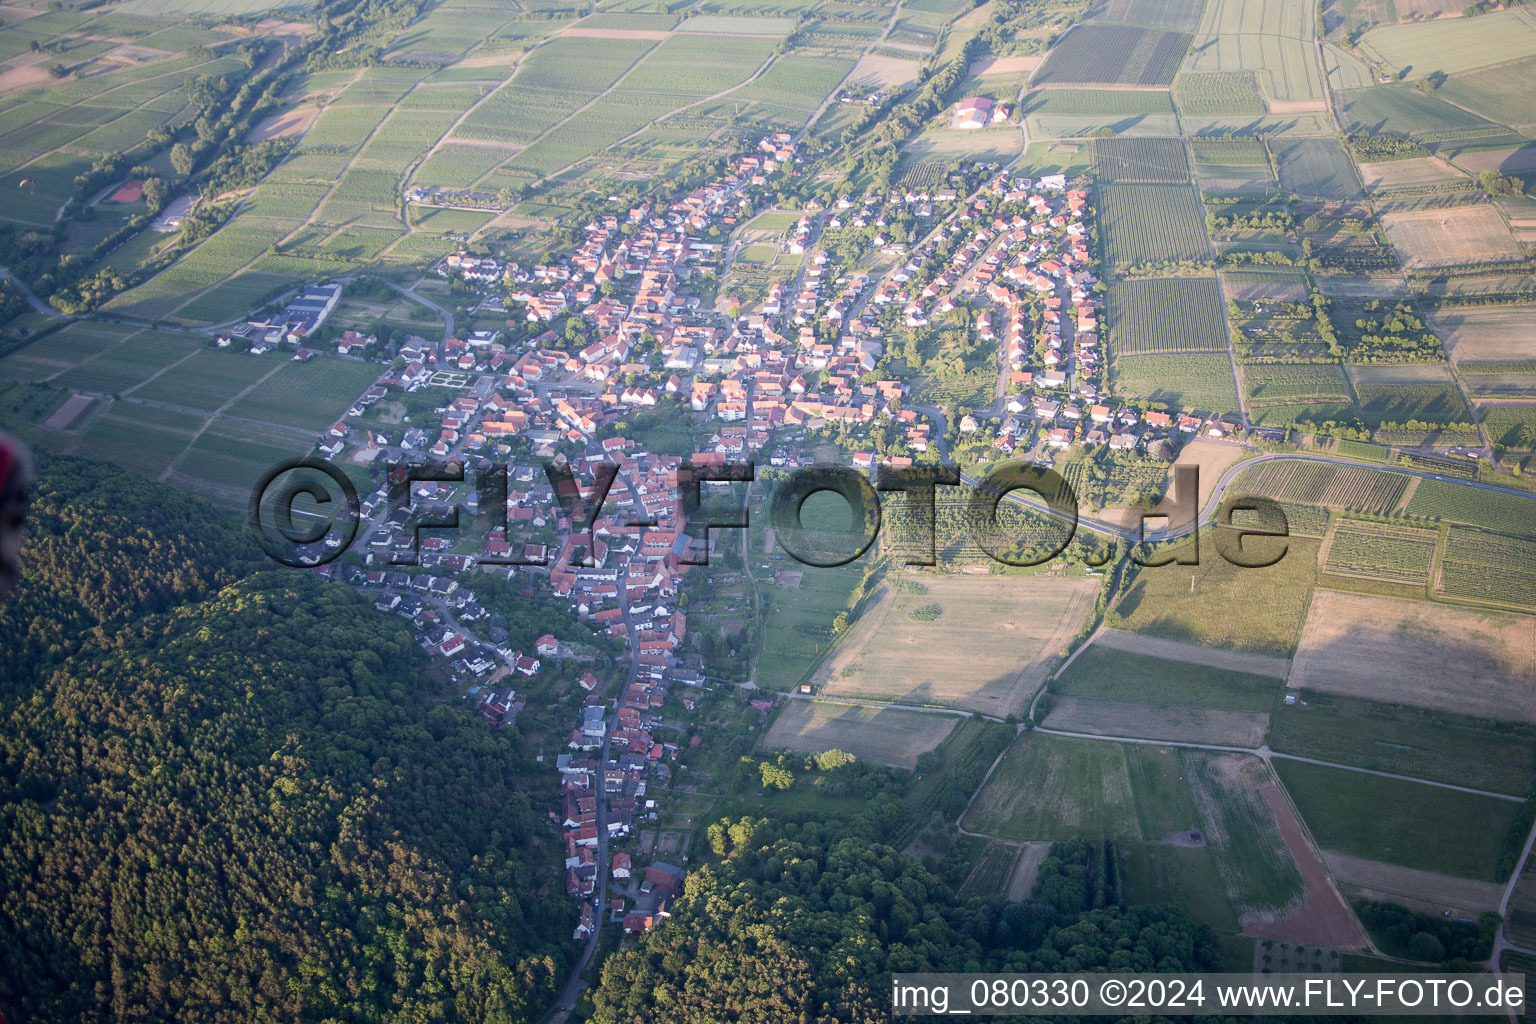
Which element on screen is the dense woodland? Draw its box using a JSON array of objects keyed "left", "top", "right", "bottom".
[
  {"left": 590, "top": 830, "right": 1223, "bottom": 1024},
  {"left": 0, "top": 456, "right": 569, "bottom": 1023}
]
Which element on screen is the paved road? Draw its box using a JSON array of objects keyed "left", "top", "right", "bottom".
[
  {"left": 0, "top": 266, "right": 60, "bottom": 318},
  {"left": 1490, "top": 815, "right": 1536, "bottom": 1000}
]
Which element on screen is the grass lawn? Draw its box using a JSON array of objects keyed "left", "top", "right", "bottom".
[
  {"left": 1273, "top": 759, "right": 1528, "bottom": 883},
  {"left": 1053, "top": 645, "right": 1283, "bottom": 713},
  {"left": 1107, "top": 533, "right": 1319, "bottom": 657},
  {"left": 962, "top": 732, "right": 1139, "bottom": 841},
  {"left": 1269, "top": 692, "right": 1536, "bottom": 796}
]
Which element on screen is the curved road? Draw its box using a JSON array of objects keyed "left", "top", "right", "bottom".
[{"left": 0, "top": 266, "right": 60, "bottom": 318}]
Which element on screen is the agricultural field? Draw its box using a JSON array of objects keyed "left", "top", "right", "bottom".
[
  {"left": 1380, "top": 205, "right": 1525, "bottom": 269},
  {"left": 1182, "top": 752, "right": 1305, "bottom": 921},
  {"left": 1101, "top": 185, "right": 1211, "bottom": 266},
  {"left": 1221, "top": 269, "right": 1309, "bottom": 302},
  {"left": 1405, "top": 479, "right": 1536, "bottom": 537},
  {"left": 1436, "top": 527, "right": 1536, "bottom": 611},
  {"left": 1172, "top": 71, "right": 1266, "bottom": 115},
  {"left": 168, "top": 417, "right": 312, "bottom": 507},
  {"left": 752, "top": 557, "right": 865, "bottom": 692},
  {"left": 1107, "top": 277, "right": 1228, "bottom": 355},
  {"left": 1243, "top": 364, "right": 1351, "bottom": 409},
  {"left": 1481, "top": 405, "right": 1536, "bottom": 449},
  {"left": 1032, "top": 24, "right": 1192, "bottom": 87},
  {"left": 961, "top": 732, "right": 1140, "bottom": 841},
  {"left": 1231, "top": 461, "right": 1410, "bottom": 516},
  {"left": 1020, "top": 90, "right": 1178, "bottom": 138},
  {"left": 1356, "top": 157, "right": 1468, "bottom": 194},
  {"left": 1290, "top": 589, "right": 1536, "bottom": 720},
  {"left": 1320, "top": 517, "right": 1437, "bottom": 588},
  {"left": 125, "top": 348, "right": 284, "bottom": 412},
  {"left": 1435, "top": 56, "right": 1536, "bottom": 134},
  {"left": 760, "top": 700, "right": 957, "bottom": 769},
  {"left": 1270, "top": 690, "right": 1536, "bottom": 795},
  {"left": 1113, "top": 353, "right": 1240, "bottom": 413},
  {"left": 1042, "top": 696, "right": 1271, "bottom": 747},
  {"left": 1274, "top": 759, "right": 1525, "bottom": 882},
  {"left": 221, "top": 358, "right": 384, "bottom": 432},
  {"left": 75, "top": 402, "right": 202, "bottom": 480},
  {"left": 1356, "top": 9, "right": 1536, "bottom": 78},
  {"left": 1346, "top": 363, "right": 1470, "bottom": 427},
  {"left": 1272, "top": 137, "right": 1360, "bottom": 199},
  {"left": 1336, "top": 83, "right": 1505, "bottom": 139},
  {"left": 1108, "top": 533, "right": 1319, "bottom": 657},
  {"left": 1095, "top": 137, "right": 1190, "bottom": 184},
  {"left": 1054, "top": 641, "right": 1286, "bottom": 712},
  {"left": 1429, "top": 306, "right": 1536, "bottom": 367},
  {"left": 813, "top": 574, "right": 1099, "bottom": 716},
  {"left": 1188, "top": 0, "right": 1326, "bottom": 104}
]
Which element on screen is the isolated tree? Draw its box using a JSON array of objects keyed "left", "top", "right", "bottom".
[{"left": 170, "top": 143, "right": 194, "bottom": 177}]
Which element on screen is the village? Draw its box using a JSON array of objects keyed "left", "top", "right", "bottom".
[{"left": 250, "top": 128, "right": 1262, "bottom": 951}]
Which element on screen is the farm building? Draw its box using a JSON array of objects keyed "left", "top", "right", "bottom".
[{"left": 952, "top": 96, "right": 1007, "bottom": 129}]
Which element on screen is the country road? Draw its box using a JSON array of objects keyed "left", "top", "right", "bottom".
[{"left": 0, "top": 266, "right": 59, "bottom": 318}]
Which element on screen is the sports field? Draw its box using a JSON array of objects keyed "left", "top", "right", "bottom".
[
  {"left": 761, "top": 700, "right": 958, "bottom": 769},
  {"left": 1289, "top": 590, "right": 1536, "bottom": 723},
  {"left": 815, "top": 574, "right": 1099, "bottom": 715}
]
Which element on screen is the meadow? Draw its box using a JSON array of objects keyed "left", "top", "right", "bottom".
[
  {"left": 1183, "top": 751, "right": 1304, "bottom": 918},
  {"left": 815, "top": 574, "right": 1099, "bottom": 716},
  {"left": 1274, "top": 759, "right": 1525, "bottom": 882},
  {"left": 1113, "top": 353, "right": 1239, "bottom": 413},
  {"left": 1269, "top": 691, "right": 1536, "bottom": 796},
  {"left": 760, "top": 700, "right": 958, "bottom": 769},
  {"left": 962, "top": 732, "right": 1140, "bottom": 841},
  {"left": 1107, "top": 533, "right": 1319, "bottom": 657},
  {"left": 1052, "top": 644, "right": 1282, "bottom": 712}
]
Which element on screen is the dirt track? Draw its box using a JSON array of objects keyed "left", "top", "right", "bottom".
[
  {"left": 1095, "top": 629, "right": 1291, "bottom": 678},
  {"left": 1246, "top": 781, "right": 1369, "bottom": 949}
]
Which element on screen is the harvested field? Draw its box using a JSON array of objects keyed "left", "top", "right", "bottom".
[
  {"left": 850, "top": 51, "right": 925, "bottom": 90},
  {"left": 1220, "top": 269, "right": 1307, "bottom": 302},
  {"left": 1450, "top": 144, "right": 1536, "bottom": 176},
  {"left": 815, "top": 574, "right": 1099, "bottom": 715},
  {"left": 1324, "top": 852, "right": 1504, "bottom": 917},
  {"left": 1381, "top": 205, "right": 1524, "bottom": 269},
  {"left": 1042, "top": 696, "right": 1270, "bottom": 747},
  {"left": 1430, "top": 305, "right": 1536, "bottom": 365},
  {"left": 1094, "top": 629, "right": 1291, "bottom": 677},
  {"left": 760, "top": 699, "right": 957, "bottom": 769},
  {"left": 1356, "top": 156, "right": 1467, "bottom": 192},
  {"left": 1289, "top": 590, "right": 1536, "bottom": 723},
  {"left": 968, "top": 54, "right": 1042, "bottom": 77}
]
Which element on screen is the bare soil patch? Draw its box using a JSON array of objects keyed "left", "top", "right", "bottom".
[
  {"left": 1043, "top": 696, "right": 1270, "bottom": 747},
  {"left": 0, "top": 60, "right": 51, "bottom": 97},
  {"left": 851, "top": 51, "right": 925, "bottom": 90},
  {"left": 41, "top": 393, "right": 95, "bottom": 430},
  {"left": 1324, "top": 851, "right": 1503, "bottom": 916},
  {"left": 968, "top": 54, "right": 1042, "bottom": 77},
  {"left": 1268, "top": 99, "right": 1328, "bottom": 113},
  {"left": 1095, "top": 629, "right": 1292, "bottom": 677},
  {"left": 1289, "top": 589, "right": 1536, "bottom": 722},
  {"left": 1381, "top": 205, "right": 1524, "bottom": 268}
]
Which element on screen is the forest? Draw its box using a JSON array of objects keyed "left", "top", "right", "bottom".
[{"left": 0, "top": 456, "right": 571, "bottom": 1023}]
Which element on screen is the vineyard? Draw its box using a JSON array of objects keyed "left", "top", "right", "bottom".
[
  {"left": 1436, "top": 527, "right": 1536, "bottom": 610},
  {"left": 1173, "top": 71, "right": 1266, "bottom": 115},
  {"left": 1322, "top": 518, "right": 1437, "bottom": 587},
  {"left": 1095, "top": 137, "right": 1191, "bottom": 184},
  {"left": 1244, "top": 364, "right": 1350, "bottom": 405},
  {"left": 1236, "top": 462, "right": 1410, "bottom": 515},
  {"left": 1333, "top": 439, "right": 1390, "bottom": 463},
  {"left": 1405, "top": 479, "right": 1536, "bottom": 536},
  {"left": 1100, "top": 184, "right": 1210, "bottom": 265},
  {"left": 1033, "top": 24, "right": 1192, "bottom": 86},
  {"left": 1189, "top": 137, "right": 1269, "bottom": 166},
  {"left": 1107, "top": 277, "right": 1229, "bottom": 355}
]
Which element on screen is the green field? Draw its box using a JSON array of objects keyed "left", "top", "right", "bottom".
[
  {"left": 1183, "top": 750, "right": 1304, "bottom": 915},
  {"left": 1053, "top": 645, "right": 1282, "bottom": 713},
  {"left": 1404, "top": 479, "right": 1536, "bottom": 537},
  {"left": 1172, "top": 71, "right": 1265, "bottom": 115},
  {"left": 1108, "top": 533, "right": 1319, "bottom": 657},
  {"left": 1187, "top": 0, "right": 1324, "bottom": 103},
  {"left": 125, "top": 349, "right": 284, "bottom": 412},
  {"left": 1357, "top": 10, "right": 1536, "bottom": 79},
  {"left": 962, "top": 732, "right": 1140, "bottom": 840},
  {"left": 1274, "top": 759, "right": 1527, "bottom": 882},
  {"left": 1095, "top": 136, "right": 1191, "bottom": 184},
  {"left": 1107, "top": 277, "right": 1229, "bottom": 355},
  {"left": 222, "top": 358, "right": 384, "bottom": 431},
  {"left": 1273, "top": 138, "right": 1360, "bottom": 200},
  {"left": 752, "top": 558, "right": 865, "bottom": 691},
  {"left": 1270, "top": 692, "right": 1536, "bottom": 796},
  {"left": 1114, "top": 352, "right": 1240, "bottom": 413},
  {"left": 1033, "top": 24, "right": 1192, "bottom": 87}
]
